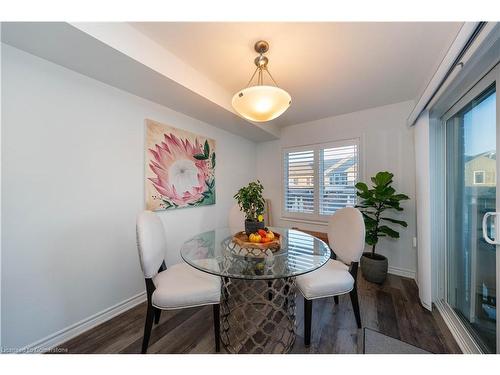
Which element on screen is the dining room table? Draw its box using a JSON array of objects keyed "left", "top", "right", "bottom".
[{"left": 180, "top": 227, "right": 331, "bottom": 354}]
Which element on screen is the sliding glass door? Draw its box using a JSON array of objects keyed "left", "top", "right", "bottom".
[{"left": 445, "top": 81, "right": 497, "bottom": 353}]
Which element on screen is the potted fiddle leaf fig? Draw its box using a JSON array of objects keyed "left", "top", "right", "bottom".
[
  {"left": 234, "top": 180, "right": 266, "bottom": 235},
  {"left": 355, "top": 171, "right": 409, "bottom": 284}
]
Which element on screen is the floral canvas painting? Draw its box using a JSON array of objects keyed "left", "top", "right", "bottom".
[{"left": 145, "top": 119, "right": 216, "bottom": 211}]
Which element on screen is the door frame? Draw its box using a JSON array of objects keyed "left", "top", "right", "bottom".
[{"left": 434, "top": 63, "right": 499, "bottom": 354}]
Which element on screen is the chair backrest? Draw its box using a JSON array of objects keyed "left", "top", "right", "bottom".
[
  {"left": 136, "top": 211, "right": 166, "bottom": 279},
  {"left": 327, "top": 207, "right": 365, "bottom": 265},
  {"left": 228, "top": 204, "right": 245, "bottom": 234}
]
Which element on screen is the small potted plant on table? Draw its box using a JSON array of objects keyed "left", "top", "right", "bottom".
[
  {"left": 234, "top": 180, "right": 266, "bottom": 235},
  {"left": 355, "top": 171, "right": 409, "bottom": 284}
]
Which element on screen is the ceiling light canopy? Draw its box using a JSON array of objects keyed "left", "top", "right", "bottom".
[{"left": 232, "top": 41, "right": 291, "bottom": 122}]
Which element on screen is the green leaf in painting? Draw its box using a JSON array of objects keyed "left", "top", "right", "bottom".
[
  {"left": 204, "top": 140, "right": 210, "bottom": 158},
  {"left": 211, "top": 152, "right": 216, "bottom": 168},
  {"left": 194, "top": 154, "right": 208, "bottom": 160}
]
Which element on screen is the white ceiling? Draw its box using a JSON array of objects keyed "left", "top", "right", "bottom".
[{"left": 130, "top": 22, "right": 463, "bottom": 127}]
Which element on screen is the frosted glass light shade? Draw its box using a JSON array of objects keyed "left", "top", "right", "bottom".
[{"left": 232, "top": 85, "right": 291, "bottom": 122}]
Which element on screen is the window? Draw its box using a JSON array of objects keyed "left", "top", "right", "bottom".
[
  {"left": 473, "top": 170, "right": 485, "bottom": 184},
  {"left": 320, "top": 144, "right": 358, "bottom": 215},
  {"left": 284, "top": 149, "right": 315, "bottom": 213},
  {"left": 283, "top": 139, "right": 359, "bottom": 220}
]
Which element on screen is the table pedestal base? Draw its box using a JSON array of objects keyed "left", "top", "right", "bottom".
[{"left": 220, "top": 277, "right": 296, "bottom": 354}]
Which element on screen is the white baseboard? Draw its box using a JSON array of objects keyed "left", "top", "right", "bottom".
[
  {"left": 18, "top": 291, "right": 146, "bottom": 353},
  {"left": 388, "top": 266, "right": 416, "bottom": 279}
]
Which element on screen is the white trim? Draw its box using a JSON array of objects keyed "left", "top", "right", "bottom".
[
  {"left": 442, "top": 64, "right": 498, "bottom": 122},
  {"left": 388, "top": 266, "right": 416, "bottom": 280},
  {"left": 434, "top": 300, "right": 482, "bottom": 354},
  {"left": 16, "top": 291, "right": 146, "bottom": 354}
]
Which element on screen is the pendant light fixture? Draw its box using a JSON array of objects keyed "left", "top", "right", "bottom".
[{"left": 232, "top": 40, "right": 291, "bottom": 122}]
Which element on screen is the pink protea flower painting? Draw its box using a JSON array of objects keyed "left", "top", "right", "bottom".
[{"left": 145, "top": 120, "right": 216, "bottom": 210}]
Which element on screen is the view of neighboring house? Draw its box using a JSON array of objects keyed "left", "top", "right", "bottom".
[{"left": 465, "top": 151, "right": 496, "bottom": 186}]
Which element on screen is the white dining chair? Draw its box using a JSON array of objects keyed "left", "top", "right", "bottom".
[
  {"left": 296, "top": 207, "right": 365, "bottom": 346},
  {"left": 136, "top": 211, "right": 221, "bottom": 353},
  {"left": 228, "top": 204, "right": 245, "bottom": 233}
]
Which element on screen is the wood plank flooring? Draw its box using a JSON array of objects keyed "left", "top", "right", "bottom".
[{"left": 58, "top": 272, "right": 461, "bottom": 354}]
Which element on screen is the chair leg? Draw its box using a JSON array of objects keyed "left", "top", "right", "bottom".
[
  {"left": 349, "top": 286, "right": 362, "bottom": 328},
  {"left": 154, "top": 308, "right": 162, "bottom": 325},
  {"left": 304, "top": 298, "right": 312, "bottom": 346},
  {"left": 213, "top": 304, "right": 221, "bottom": 353},
  {"left": 141, "top": 303, "right": 155, "bottom": 353},
  {"left": 333, "top": 296, "right": 339, "bottom": 305}
]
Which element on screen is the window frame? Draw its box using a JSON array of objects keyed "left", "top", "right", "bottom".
[
  {"left": 473, "top": 170, "right": 486, "bottom": 185},
  {"left": 281, "top": 137, "right": 361, "bottom": 223}
]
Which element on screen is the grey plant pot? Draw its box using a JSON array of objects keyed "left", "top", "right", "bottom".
[
  {"left": 244, "top": 219, "right": 265, "bottom": 235},
  {"left": 360, "top": 252, "right": 388, "bottom": 284}
]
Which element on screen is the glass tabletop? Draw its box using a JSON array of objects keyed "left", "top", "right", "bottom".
[{"left": 180, "top": 227, "right": 331, "bottom": 280}]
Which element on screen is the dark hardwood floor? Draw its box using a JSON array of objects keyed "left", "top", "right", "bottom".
[{"left": 58, "top": 272, "right": 461, "bottom": 354}]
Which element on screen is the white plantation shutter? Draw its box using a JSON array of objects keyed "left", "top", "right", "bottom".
[
  {"left": 319, "top": 144, "right": 358, "bottom": 215},
  {"left": 284, "top": 150, "right": 315, "bottom": 213},
  {"left": 283, "top": 139, "right": 359, "bottom": 220}
]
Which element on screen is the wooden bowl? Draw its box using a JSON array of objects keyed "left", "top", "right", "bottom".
[{"left": 232, "top": 231, "right": 281, "bottom": 252}]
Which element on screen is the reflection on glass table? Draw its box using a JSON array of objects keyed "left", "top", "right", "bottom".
[
  {"left": 180, "top": 227, "right": 330, "bottom": 354},
  {"left": 180, "top": 227, "right": 331, "bottom": 280}
]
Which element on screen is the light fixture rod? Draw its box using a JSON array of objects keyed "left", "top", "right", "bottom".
[
  {"left": 245, "top": 66, "right": 259, "bottom": 88},
  {"left": 242, "top": 40, "right": 282, "bottom": 88},
  {"left": 264, "top": 67, "right": 278, "bottom": 87}
]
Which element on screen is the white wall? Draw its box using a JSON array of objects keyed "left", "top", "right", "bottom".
[
  {"left": 257, "top": 101, "right": 418, "bottom": 277},
  {"left": 1, "top": 44, "right": 256, "bottom": 349}
]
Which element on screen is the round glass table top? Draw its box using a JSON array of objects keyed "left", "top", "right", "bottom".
[{"left": 180, "top": 227, "right": 331, "bottom": 280}]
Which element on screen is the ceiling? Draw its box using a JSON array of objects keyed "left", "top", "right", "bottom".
[{"left": 130, "top": 22, "right": 463, "bottom": 127}]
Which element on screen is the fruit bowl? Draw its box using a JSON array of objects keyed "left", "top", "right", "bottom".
[{"left": 232, "top": 231, "right": 281, "bottom": 252}]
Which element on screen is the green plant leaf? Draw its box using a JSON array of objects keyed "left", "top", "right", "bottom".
[
  {"left": 378, "top": 225, "right": 400, "bottom": 238},
  {"left": 378, "top": 171, "right": 394, "bottom": 185},
  {"left": 381, "top": 217, "right": 408, "bottom": 227},
  {"left": 234, "top": 180, "right": 265, "bottom": 220},
  {"left": 366, "top": 232, "right": 378, "bottom": 246},
  {"left": 378, "top": 186, "right": 396, "bottom": 197},
  {"left": 393, "top": 193, "right": 410, "bottom": 201},
  {"left": 355, "top": 182, "right": 369, "bottom": 192},
  {"left": 361, "top": 212, "right": 377, "bottom": 223},
  {"left": 194, "top": 153, "right": 208, "bottom": 160}
]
